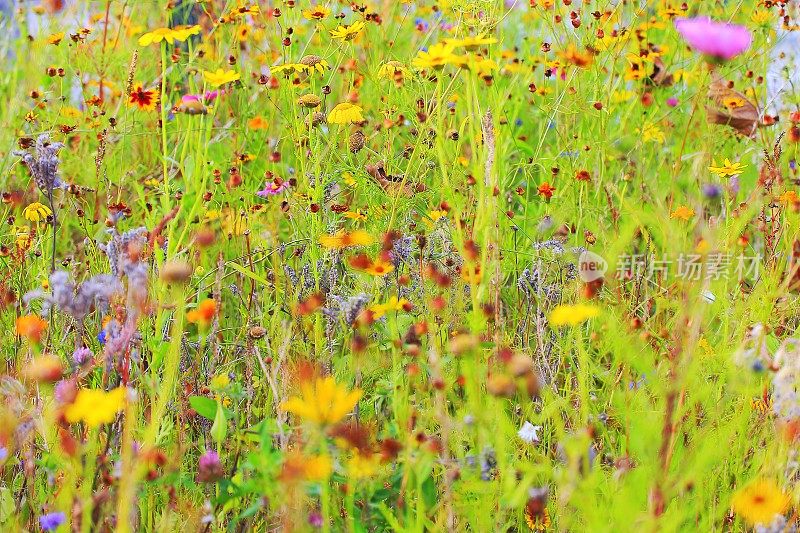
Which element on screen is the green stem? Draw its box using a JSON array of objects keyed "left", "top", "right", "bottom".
[{"left": 160, "top": 43, "right": 170, "bottom": 215}]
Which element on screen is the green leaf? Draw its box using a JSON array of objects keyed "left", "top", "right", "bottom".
[
  {"left": 229, "top": 262, "right": 270, "bottom": 287},
  {"left": 189, "top": 396, "right": 218, "bottom": 420},
  {"left": 190, "top": 395, "right": 234, "bottom": 421},
  {"left": 211, "top": 399, "right": 228, "bottom": 444}
]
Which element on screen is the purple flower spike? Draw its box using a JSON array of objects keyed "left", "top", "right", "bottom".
[
  {"left": 675, "top": 17, "right": 751, "bottom": 60},
  {"left": 39, "top": 512, "right": 66, "bottom": 532}
]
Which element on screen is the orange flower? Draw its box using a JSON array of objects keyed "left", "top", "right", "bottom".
[
  {"left": 349, "top": 253, "right": 394, "bottom": 276},
  {"left": 557, "top": 44, "right": 594, "bottom": 68},
  {"left": 22, "top": 355, "right": 63, "bottom": 382},
  {"left": 365, "top": 257, "right": 394, "bottom": 277},
  {"left": 128, "top": 84, "right": 158, "bottom": 111},
  {"left": 537, "top": 182, "right": 555, "bottom": 200},
  {"left": 248, "top": 116, "right": 268, "bottom": 130},
  {"left": 16, "top": 314, "right": 48, "bottom": 343},
  {"left": 779, "top": 190, "right": 799, "bottom": 205},
  {"left": 670, "top": 205, "right": 695, "bottom": 220},
  {"left": 187, "top": 299, "right": 217, "bottom": 326},
  {"left": 731, "top": 479, "right": 791, "bottom": 526},
  {"left": 319, "top": 230, "right": 373, "bottom": 250},
  {"left": 461, "top": 264, "right": 482, "bottom": 284}
]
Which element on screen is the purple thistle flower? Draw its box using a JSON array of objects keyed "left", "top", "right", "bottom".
[
  {"left": 666, "top": 97, "right": 679, "bottom": 107},
  {"left": 53, "top": 380, "right": 77, "bottom": 404},
  {"left": 39, "top": 511, "right": 66, "bottom": 532},
  {"left": 674, "top": 17, "right": 751, "bottom": 60},
  {"left": 702, "top": 183, "right": 723, "bottom": 199},
  {"left": 196, "top": 450, "right": 224, "bottom": 483},
  {"left": 308, "top": 512, "right": 324, "bottom": 528},
  {"left": 72, "top": 347, "right": 93, "bottom": 367}
]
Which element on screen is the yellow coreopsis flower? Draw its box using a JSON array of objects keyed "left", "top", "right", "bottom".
[
  {"left": 61, "top": 106, "right": 83, "bottom": 118},
  {"left": 347, "top": 452, "right": 380, "bottom": 479},
  {"left": 303, "top": 454, "right": 333, "bottom": 480},
  {"left": 64, "top": 387, "right": 126, "bottom": 427},
  {"left": 731, "top": 479, "right": 790, "bottom": 527},
  {"left": 444, "top": 32, "right": 498, "bottom": 50},
  {"left": 271, "top": 63, "right": 307, "bottom": 75},
  {"left": 363, "top": 256, "right": 394, "bottom": 277},
  {"left": 319, "top": 230, "right": 373, "bottom": 249},
  {"left": 557, "top": 44, "right": 594, "bottom": 68},
  {"left": 343, "top": 172, "right": 357, "bottom": 187},
  {"left": 210, "top": 374, "right": 230, "bottom": 391},
  {"left": 611, "top": 90, "right": 636, "bottom": 104},
  {"left": 624, "top": 53, "right": 649, "bottom": 81},
  {"left": 673, "top": 68, "right": 696, "bottom": 85},
  {"left": 722, "top": 96, "right": 745, "bottom": 110},
  {"left": 638, "top": 123, "right": 665, "bottom": 144},
  {"left": 378, "top": 61, "right": 411, "bottom": 80},
  {"left": 15, "top": 227, "right": 32, "bottom": 251},
  {"left": 281, "top": 376, "right": 362, "bottom": 426},
  {"left": 303, "top": 5, "right": 331, "bottom": 20},
  {"left": 227, "top": 3, "right": 259, "bottom": 19},
  {"left": 138, "top": 25, "right": 200, "bottom": 46},
  {"left": 429, "top": 209, "right": 448, "bottom": 222},
  {"left": 330, "top": 20, "right": 365, "bottom": 42},
  {"left": 343, "top": 209, "right": 367, "bottom": 222},
  {"left": 468, "top": 56, "right": 498, "bottom": 77},
  {"left": 751, "top": 9, "right": 773, "bottom": 26},
  {"left": 202, "top": 68, "right": 240, "bottom": 87},
  {"left": 204, "top": 209, "right": 222, "bottom": 222},
  {"left": 368, "top": 296, "right": 410, "bottom": 319},
  {"left": 172, "top": 25, "right": 201, "bottom": 41},
  {"left": 411, "top": 42, "right": 460, "bottom": 70},
  {"left": 327, "top": 103, "right": 364, "bottom": 125},
  {"left": 548, "top": 304, "right": 600, "bottom": 327},
  {"left": 47, "top": 32, "right": 64, "bottom": 45},
  {"left": 23, "top": 202, "right": 52, "bottom": 223}
]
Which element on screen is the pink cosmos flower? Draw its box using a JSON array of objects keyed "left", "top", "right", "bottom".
[
  {"left": 181, "top": 89, "right": 224, "bottom": 104},
  {"left": 256, "top": 180, "right": 289, "bottom": 197},
  {"left": 674, "top": 17, "right": 751, "bottom": 60}
]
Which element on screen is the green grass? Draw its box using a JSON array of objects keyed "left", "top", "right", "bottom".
[{"left": 0, "top": 0, "right": 798, "bottom": 531}]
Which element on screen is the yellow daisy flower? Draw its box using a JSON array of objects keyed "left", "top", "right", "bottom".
[
  {"left": 281, "top": 376, "right": 362, "bottom": 426},
  {"left": 328, "top": 103, "right": 365, "bottom": 125},
  {"left": 548, "top": 304, "right": 600, "bottom": 327},
  {"left": 202, "top": 68, "right": 240, "bottom": 87},
  {"left": 23, "top": 202, "right": 52, "bottom": 223}
]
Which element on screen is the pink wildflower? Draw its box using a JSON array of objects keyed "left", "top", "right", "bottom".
[
  {"left": 674, "top": 17, "right": 751, "bottom": 60},
  {"left": 256, "top": 180, "right": 289, "bottom": 197}
]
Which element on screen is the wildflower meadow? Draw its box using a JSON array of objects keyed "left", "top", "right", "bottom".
[{"left": 3, "top": 0, "right": 800, "bottom": 531}]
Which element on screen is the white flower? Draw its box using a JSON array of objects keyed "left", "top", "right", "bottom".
[{"left": 518, "top": 421, "right": 541, "bottom": 444}]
